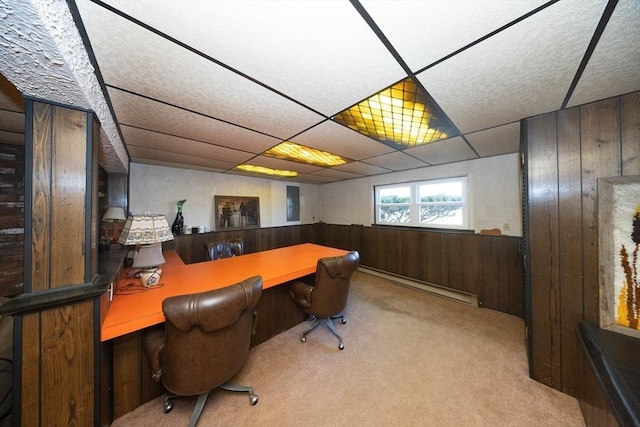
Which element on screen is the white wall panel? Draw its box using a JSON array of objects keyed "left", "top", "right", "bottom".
[
  {"left": 321, "top": 153, "right": 522, "bottom": 236},
  {"left": 130, "top": 154, "right": 522, "bottom": 237},
  {"left": 129, "top": 163, "right": 321, "bottom": 231}
]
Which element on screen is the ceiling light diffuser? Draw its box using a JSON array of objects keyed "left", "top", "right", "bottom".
[
  {"left": 264, "top": 141, "right": 348, "bottom": 167},
  {"left": 235, "top": 164, "right": 299, "bottom": 177},
  {"left": 332, "top": 78, "right": 457, "bottom": 149}
]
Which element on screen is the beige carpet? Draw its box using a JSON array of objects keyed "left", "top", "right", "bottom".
[{"left": 112, "top": 271, "right": 585, "bottom": 427}]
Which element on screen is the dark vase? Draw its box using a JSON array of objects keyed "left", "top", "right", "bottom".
[
  {"left": 172, "top": 212, "right": 184, "bottom": 235},
  {"left": 171, "top": 199, "right": 186, "bottom": 235}
]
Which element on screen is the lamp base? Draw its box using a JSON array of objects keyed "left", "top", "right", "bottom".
[{"left": 140, "top": 267, "right": 162, "bottom": 287}]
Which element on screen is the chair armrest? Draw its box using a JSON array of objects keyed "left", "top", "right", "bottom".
[
  {"left": 143, "top": 326, "right": 165, "bottom": 382},
  {"left": 290, "top": 281, "right": 313, "bottom": 308}
]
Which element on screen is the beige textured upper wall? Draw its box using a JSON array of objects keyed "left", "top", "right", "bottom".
[
  {"left": 320, "top": 153, "right": 523, "bottom": 237},
  {"left": 129, "top": 163, "right": 321, "bottom": 230},
  {"left": 131, "top": 153, "right": 522, "bottom": 237}
]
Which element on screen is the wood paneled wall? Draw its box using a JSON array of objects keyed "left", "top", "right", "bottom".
[
  {"left": 524, "top": 91, "right": 639, "bottom": 399},
  {"left": 20, "top": 100, "right": 100, "bottom": 426},
  {"left": 167, "top": 223, "right": 524, "bottom": 318},
  {"left": 319, "top": 224, "right": 524, "bottom": 317},
  {"left": 163, "top": 224, "right": 319, "bottom": 264}
]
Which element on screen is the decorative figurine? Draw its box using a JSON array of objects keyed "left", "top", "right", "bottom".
[{"left": 172, "top": 199, "right": 186, "bottom": 235}]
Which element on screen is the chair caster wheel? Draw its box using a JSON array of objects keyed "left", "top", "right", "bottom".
[
  {"left": 163, "top": 401, "right": 174, "bottom": 413},
  {"left": 300, "top": 336, "right": 306, "bottom": 343},
  {"left": 250, "top": 394, "right": 259, "bottom": 406},
  {"left": 341, "top": 318, "right": 347, "bottom": 324},
  {"left": 339, "top": 343, "right": 344, "bottom": 350}
]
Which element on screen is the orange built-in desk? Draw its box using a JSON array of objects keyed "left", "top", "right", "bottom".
[
  {"left": 101, "top": 243, "right": 348, "bottom": 341},
  {"left": 104, "top": 243, "right": 348, "bottom": 418}
]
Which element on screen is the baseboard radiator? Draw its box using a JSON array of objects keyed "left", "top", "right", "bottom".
[{"left": 357, "top": 266, "right": 478, "bottom": 307}]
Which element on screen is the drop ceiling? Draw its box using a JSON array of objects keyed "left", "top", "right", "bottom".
[{"left": 1, "top": 0, "right": 639, "bottom": 183}]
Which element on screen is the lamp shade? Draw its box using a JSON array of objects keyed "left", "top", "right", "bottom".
[
  {"left": 118, "top": 214, "right": 174, "bottom": 245},
  {"left": 102, "top": 206, "right": 126, "bottom": 221},
  {"left": 132, "top": 243, "right": 165, "bottom": 268}
]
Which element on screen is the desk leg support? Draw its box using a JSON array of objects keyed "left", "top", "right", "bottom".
[
  {"left": 253, "top": 281, "right": 308, "bottom": 346},
  {"left": 113, "top": 332, "right": 142, "bottom": 419}
]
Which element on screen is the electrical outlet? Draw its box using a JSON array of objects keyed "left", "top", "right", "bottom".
[{"left": 503, "top": 222, "right": 511, "bottom": 232}]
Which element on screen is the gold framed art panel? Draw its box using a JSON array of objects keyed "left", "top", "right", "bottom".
[{"left": 214, "top": 195, "right": 260, "bottom": 231}]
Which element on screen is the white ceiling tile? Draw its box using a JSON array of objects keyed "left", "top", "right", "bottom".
[
  {"left": 567, "top": 0, "right": 640, "bottom": 107},
  {"left": 333, "top": 161, "right": 392, "bottom": 176},
  {"left": 98, "top": 0, "right": 406, "bottom": 117},
  {"left": 361, "top": 0, "right": 549, "bottom": 71},
  {"left": 308, "top": 168, "right": 363, "bottom": 181},
  {"left": 121, "top": 126, "right": 255, "bottom": 164},
  {"left": 292, "top": 120, "right": 395, "bottom": 161},
  {"left": 417, "top": 0, "right": 609, "bottom": 133},
  {"left": 295, "top": 174, "right": 339, "bottom": 184},
  {"left": 108, "top": 89, "right": 281, "bottom": 154},
  {"left": 77, "top": 0, "right": 325, "bottom": 138},
  {"left": 365, "top": 151, "right": 429, "bottom": 171},
  {"left": 36, "top": 0, "right": 635, "bottom": 180},
  {"left": 131, "top": 159, "right": 226, "bottom": 174},
  {"left": 128, "top": 146, "right": 236, "bottom": 170},
  {"left": 465, "top": 122, "right": 520, "bottom": 157},
  {"left": 404, "top": 136, "right": 477, "bottom": 165}
]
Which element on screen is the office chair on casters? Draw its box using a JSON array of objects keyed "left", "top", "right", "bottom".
[
  {"left": 289, "top": 251, "right": 360, "bottom": 350},
  {"left": 143, "top": 275, "right": 263, "bottom": 427},
  {"left": 204, "top": 239, "right": 244, "bottom": 260}
]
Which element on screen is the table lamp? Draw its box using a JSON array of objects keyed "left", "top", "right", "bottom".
[
  {"left": 102, "top": 206, "right": 127, "bottom": 222},
  {"left": 101, "top": 206, "right": 127, "bottom": 251},
  {"left": 118, "top": 213, "right": 174, "bottom": 287}
]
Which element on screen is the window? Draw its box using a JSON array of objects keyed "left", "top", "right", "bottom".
[
  {"left": 375, "top": 177, "right": 468, "bottom": 229},
  {"left": 377, "top": 185, "right": 411, "bottom": 224}
]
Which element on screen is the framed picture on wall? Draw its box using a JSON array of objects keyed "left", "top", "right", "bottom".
[{"left": 214, "top": 196, "right": 260, "bottom": 231}]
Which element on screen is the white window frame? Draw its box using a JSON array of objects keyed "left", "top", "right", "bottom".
[{"left": 374, "top": 176, "right": 468, "bottom": 230}]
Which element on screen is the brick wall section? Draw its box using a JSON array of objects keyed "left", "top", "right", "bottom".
[{"left": 0, "top": 144, "right": 24, "bottom": 296}]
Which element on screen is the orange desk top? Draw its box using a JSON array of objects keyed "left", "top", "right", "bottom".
[{"left": 101, "top": 243, "right": 347, "bottom": 341}]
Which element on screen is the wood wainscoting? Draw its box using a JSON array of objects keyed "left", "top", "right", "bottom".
[
  {"left": 524, "top": 90, "right": 639, "bottom": 417},
  {"left": 165, "top": 223, "right": 525, "bottom": 318},
  {"left": 163, "top": 223, "right": 319, "bottom": 264},
  {"left": 319, "top": 223, "right": 524, "bottom": 317}
]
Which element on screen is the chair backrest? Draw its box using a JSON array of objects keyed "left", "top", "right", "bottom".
[
  {"left": 205, "top": 239, "right": 244, "bottom": 260},
  {"left": 159, "top": 275, "right": 262, "bottom": 396},
  {"left": 309, "top": 251, "right": 360, "bottom": 318}
]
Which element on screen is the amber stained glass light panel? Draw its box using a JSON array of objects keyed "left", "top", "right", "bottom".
[
  {"left": 332, "top": 78, "right": 457, "bottom": 149},
  {"left": 235, "top": 164, "right": 299, "bottom": 177},
  {"left": 264, "top": 141, "right": 349, "bottom": 167}
]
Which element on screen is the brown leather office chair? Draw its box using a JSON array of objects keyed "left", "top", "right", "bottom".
[
  {"left": 143, "top": 275, "right": 262, "bottom": 427},
  {"left": 289, "top": 251, "right": 360, "bottom": 350},
  {"left": 204, "top": 239, "right": 244, "bottom": 260}
]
